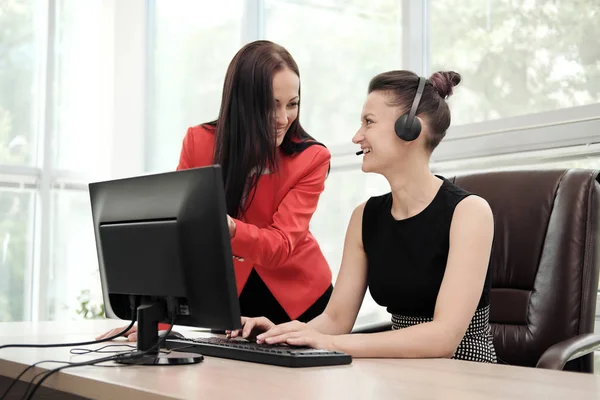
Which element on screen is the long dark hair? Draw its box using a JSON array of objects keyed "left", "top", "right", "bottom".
[{"left": 207, "top": 40, "right": 321, "bottom": 218}]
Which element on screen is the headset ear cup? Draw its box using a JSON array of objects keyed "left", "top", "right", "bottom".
[
  {"left": 405, "top": 117, "right": 422, "bottom": 141},
  {"left": 394, "top": 114, "right": 408, "bottom": 139},
  {"left": 394, "top": 114, "right": 421, "bottom": 141}
]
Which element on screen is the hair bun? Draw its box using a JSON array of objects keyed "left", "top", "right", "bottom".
[{"left": 429, "top": 71, "right": 461, "bottom": 99}]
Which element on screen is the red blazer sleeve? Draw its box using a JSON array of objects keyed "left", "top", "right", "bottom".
[
  {"left": 230, "top": 146, "right": 330, "bottom": 269},
  {"left": 177, "top": 127, "right": 196, "bottom": 170}
]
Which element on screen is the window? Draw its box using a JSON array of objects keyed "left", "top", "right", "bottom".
[
  {"left": 264, "top": 0, "right": 403, "bottom": 321},
  {"left": 42, "top": 0, "right": 110, "bottom": 320},
  {"left": 0, "top": 0, "right": 39, "bottom": 167},
  {"left": 0, "top": 189, "right": 34, "bottom": 321},
  {"left": 264, "top": 0, "right": 403, "bottom": 146},
  {"left": 53, "top": 0, "right": 112, "bottom": 175},
  {"left": 146, "top": 0, "right": 243, "bottom": 173},
  {"left": 0, "top": 0, "right": 42, "bottom": 322},
  {"left": 311, "top": 169, "right": 390, "bottom": 321},
  {"left": 47, "top": 189, "right": 101, "bottom": 320},
  {"left": 3, "top": 1, "right": 597, "bottom": 326},
  {"left": 432, "top": 144, "right": 600, "bottom": 177},
  {"left": 430, "top": 0, "right": 600, "bottom": 126},
  {"left": 0, "top": 0, "right": 111, "bottom": 322}
]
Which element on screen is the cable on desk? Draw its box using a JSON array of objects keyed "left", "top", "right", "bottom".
[
  {"left": 6, "top": 343, "right": 174, "bottom": 400},
  {"left": 0, "top": 360, "right": 69, "bottom": 400},
  {"left": 19, "top": 354, "right": 126, "bottom": 400},
  {"left": 19, "top": 345, "right": 170, "bottom": 400},
  {"left": 0, "top": 320, "right": 135, "bottom": 352},
  {"left": 1, "top": 296, "right": 138, "bottom": 399},
  {"left": 0, "top": 295, "right": 139, "bottom": 352},
  {"left": 24, "top": 299, "right": 178, "bottom": 400},
  {"left": 69, "top": 344, "right": 171, "bottom": 355},
  {"left": 1, "top": 348, "right": 157, "bottom": 400},
  {"left": 69, "top": 344, "right": 137, "bottom": 355}
]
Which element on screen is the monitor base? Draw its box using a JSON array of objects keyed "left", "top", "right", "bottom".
[{"left": 116, "top": 351, "right": 203, "bottom": 365}]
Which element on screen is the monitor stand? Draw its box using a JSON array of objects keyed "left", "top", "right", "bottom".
[{"left": 115, "top": 301, "right": 203, "bottom": 366}]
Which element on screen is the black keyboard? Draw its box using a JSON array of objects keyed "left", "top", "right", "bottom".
[{"left": 165, "top": 336, "right": 352, "bottom": 368}]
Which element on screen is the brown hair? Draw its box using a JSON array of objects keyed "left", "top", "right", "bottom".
[
  {"left": 208, "top": 40, "right": 320, "bottom": 217},
  {"left": 368, "top": 70, "right": 461, "bottom": 151}
]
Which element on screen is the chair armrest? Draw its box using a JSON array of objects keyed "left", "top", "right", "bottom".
[
  {"left": 536, "top": 333, "right": 600, "bottom": 370},
  {"left": 351, "top": 321, "right": 392, "bottom": 334}
]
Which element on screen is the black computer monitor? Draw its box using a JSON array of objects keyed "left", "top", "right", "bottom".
[{"left": 89, "top": 165, "right": 242, "bottom": 365}]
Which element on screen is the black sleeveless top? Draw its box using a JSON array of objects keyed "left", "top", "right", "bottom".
[
  {"left": 363, "top": 176, "right": 492, "bottom": 318},
  {"left": 362, "top": 176, "right": 496, "bottom": 363}
]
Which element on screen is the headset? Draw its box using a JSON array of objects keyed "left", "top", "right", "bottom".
[{"left": 394, "top": 76, "right": 426, "bottom": 142}]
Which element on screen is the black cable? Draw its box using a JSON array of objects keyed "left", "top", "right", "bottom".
[
  {"left": 69, "top": 344, "right": 137, "bottom": 355},
  {"left": 2, "top": 348, "right": 153, "bottom": 400},
  {"left": 2, "top": 296, "right": 139, "bottom": 400},
  {"left": 21, "top": 369, "right": 59, "bottom": 400},
  {"left": 0, "top": 360, "right": 69, "bottom": 400},
  {"left": 20, "top": 354, "right": 123, "bottom": 400},
  {"left": 25, "top": 304, "right": 178, "bottom": 400},
  {"left": 14, "top": 334, "right": 174, "bottom": 400},
  {"left": 13, "top": 353, "right": 146, "bottom": 400},
  {"left": 23, "top": 343, "right": 155, "bottom": 400},
  {"left": 69, "top": 344, "right": 171, "bottom": 355},
  {"left": 0, "top": 326, "right": 137, "bottom": 400},
  {"left": 19, "top": 355, "right": 149, "bottom": 400},
  {"left": 0, "top": 319, "right": 136, "bottom": 351},
  {"left": 1, "top": 295, "right": 139, "bottom": 352}
]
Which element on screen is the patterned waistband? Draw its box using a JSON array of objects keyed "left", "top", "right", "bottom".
[{"left": 392, "top": 305, "right": 496, "bottom": 363}]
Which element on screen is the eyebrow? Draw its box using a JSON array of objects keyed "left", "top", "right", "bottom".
[
  {"left": 275, "top": 96, "right": 300, "bottom": 103},
  {"left": 362, "top": 113, "right": 375, "bottom": 119}
]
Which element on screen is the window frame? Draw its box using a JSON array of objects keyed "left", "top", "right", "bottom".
[
  {"left": 0, "top": 0, "right": 149, "bottom": 321},
  {"left": 1, "top": 0, "right": 598, "bottom": 322}
]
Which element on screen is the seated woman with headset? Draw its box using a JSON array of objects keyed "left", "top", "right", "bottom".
[{"left": 228, "top": 70, "right": 497, "bottom": 362}]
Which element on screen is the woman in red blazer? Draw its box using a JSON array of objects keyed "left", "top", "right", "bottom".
[{"left": 97, "top": 40, "right": 332, "bottom": 342}]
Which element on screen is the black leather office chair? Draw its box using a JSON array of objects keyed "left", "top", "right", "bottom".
[{"left": 354, "top": 169, "right": 600, "bottom": 373}]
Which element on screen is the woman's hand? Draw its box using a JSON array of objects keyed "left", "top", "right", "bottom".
[
  {"left": 255, "top": 320, "right": 336, "bottom": 350},
  {"left": 95, "top": 325, "right": 137, "bottom": 342},
  {"left": 227, "top": 215, "right": 237, "bottom": 238},
  {"left": 226, "top": 317, "right": 275, "bottom": 341}
]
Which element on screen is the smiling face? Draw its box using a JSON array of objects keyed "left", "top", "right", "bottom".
[
  {"left": 272, "top": 67, "right": 300, "bottom": 147},
  {"left": 352, "top": 91, "right": 410, "bottom": 174}
]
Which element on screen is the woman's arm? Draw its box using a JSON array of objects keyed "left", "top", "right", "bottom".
[
  {"left": 230, "top": 202, "right": 369, "bottom": 341},
  {"left": 228, "top": 147, "right": 331, "bottom": 269},
  {"left": 176, "top": 127, "right": 197, "bottom": 170},
  {"left": 257, "top": 195, "right": 494, "bottom": 358}
]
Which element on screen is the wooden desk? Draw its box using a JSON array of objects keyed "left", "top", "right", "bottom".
[{"left": 1, "top": 320, "right": 599, "bottom": 399}]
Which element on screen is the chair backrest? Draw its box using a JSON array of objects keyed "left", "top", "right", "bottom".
[{"left": 448, "top": 169, "right": 600, "bottom": 372}]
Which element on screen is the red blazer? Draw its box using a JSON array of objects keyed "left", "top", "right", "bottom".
[{"left": 177, "top": 124, "right": 332, "bottom": 319}]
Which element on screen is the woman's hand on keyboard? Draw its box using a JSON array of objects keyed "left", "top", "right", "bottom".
[
  {"left": 96, "top": 325, "right": 137, "bottom": 342},
  {"left": 226, "top": 317, "right": 275, "bottom": 341},
  {"left": 255, "top": 321, "right": 335, "bottom": 351}
]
